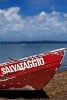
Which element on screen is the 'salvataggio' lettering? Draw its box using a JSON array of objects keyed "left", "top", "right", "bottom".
[{"left": 1, "top": 57, "right": 45, "bottom": 75}]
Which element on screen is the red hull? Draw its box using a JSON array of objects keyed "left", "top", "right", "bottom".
[{"left": 0, "top": 48, "right": 65, "bottom": 90}]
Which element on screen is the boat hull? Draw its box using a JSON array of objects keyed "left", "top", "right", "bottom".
[{"left": 0, "top": 48, "right": 65, "bottom": 90}]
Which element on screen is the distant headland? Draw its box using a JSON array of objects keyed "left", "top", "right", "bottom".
[{"left": 0, "top": 41, "right": 67, "bottom": 44}]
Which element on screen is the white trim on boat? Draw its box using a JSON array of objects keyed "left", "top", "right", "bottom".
[{"left": 50, "top": 48, "right": 66, "bottom": 53}]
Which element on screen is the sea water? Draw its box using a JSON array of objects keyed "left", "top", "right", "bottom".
[{"left": 0, "top": 43, "right": 67, "bottom": 71}]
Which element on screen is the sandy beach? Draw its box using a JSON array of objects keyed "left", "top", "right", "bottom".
[
  {"left": 0, "top": 70, "right": 67, "bottom": 100},
  {"left": 44, "top": 70, "right": 67, "bottom": 100}
]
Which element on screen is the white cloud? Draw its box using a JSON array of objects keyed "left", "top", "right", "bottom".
[
  {"left": 64, "top": 13, "right": 67, "bottom": 17},
  {"left": 0, "top": 7, "right": 67, "bottom": 41},
  {"left": 39, "top": 11, "right": 46, "bottom": 16},
  {"left": 0, "top": 7, "right": 23, "bottom": 33}
]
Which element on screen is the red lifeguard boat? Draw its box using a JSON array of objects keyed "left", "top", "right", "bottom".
[{"left": 0, "top": 48, "right": 65, "bottom": 90}]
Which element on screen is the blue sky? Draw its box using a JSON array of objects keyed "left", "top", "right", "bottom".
[{"left": 0, "top": 0, "right": 67, "bottom": 41}]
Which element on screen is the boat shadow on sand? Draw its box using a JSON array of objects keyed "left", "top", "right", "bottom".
[{"left": 0, "top": 89, "right": 49, "bottom": 99}]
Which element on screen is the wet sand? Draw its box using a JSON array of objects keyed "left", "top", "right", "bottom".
[{"left": 0, "top": 70, "right": 67, "bottom": 100}]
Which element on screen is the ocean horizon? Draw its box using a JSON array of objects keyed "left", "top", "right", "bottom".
[{"left": 0, "top": 40, "right": 67, "bottom": 44}]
